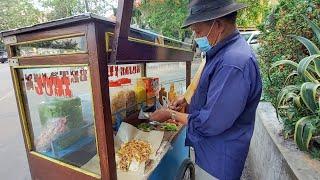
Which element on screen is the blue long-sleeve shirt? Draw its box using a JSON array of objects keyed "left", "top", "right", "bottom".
[{"left": 186, "top": 30, "right": 262, "bottom": 180}]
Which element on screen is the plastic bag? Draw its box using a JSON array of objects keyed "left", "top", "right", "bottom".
[{"left": 35, "top": 117, "right": 68, "bottom": 152}]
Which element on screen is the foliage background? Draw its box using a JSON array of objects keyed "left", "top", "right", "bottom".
[
  {"left": 237, "top": 0, "right": 270, "bottom": 28},
  {"left": 39, "top": 0, "right": 117, "bottom": 20},
  {"left": 258, "top": 1, "right": 320, "bottom": 157},
  {"left": 0, "top": 0, "right": 270, "bottom": 41},
  {"left": 136, "top": 0, "right": 270, "bottom": 40},
  {"left": 0, "top": 0, "right": 42, "bottom": 31},
  {"left": 259, "top": 0, "right": 320, "bottom": 105}
]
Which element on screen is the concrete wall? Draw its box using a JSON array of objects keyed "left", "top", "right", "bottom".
[{"left": 248, "top": 102, "right": 320, "bottom": 180}]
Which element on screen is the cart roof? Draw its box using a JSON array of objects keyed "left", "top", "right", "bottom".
[
  {"left": 0, "top": 13, "right": 100, "bottom": 37},
  {"left": 0, "top": 13, "right": 191, "bottom": 48},
  {"left": 0, "top": 13, "right": 160, "bottom": 41}
]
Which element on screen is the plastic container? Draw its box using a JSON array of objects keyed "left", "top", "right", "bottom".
[
  {"left": 109, "top": 83, "right": 126, "bottom": 125},
  {"left": 122, "top": 83, "right": 137, "bottom": 116},
  {"left": 168, "top": 82, "right": 177, "bottom": 103},
  {"left": 141, "top": 77, "right": 159, "bottom": 107},
  {"left": 134, "top": 79, "right": 147, "bottom": 108},
  {"left": 159, "top": 85, "right": 168, "bottom": 106}
]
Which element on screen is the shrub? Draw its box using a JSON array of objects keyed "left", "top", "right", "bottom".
[
  {"left": 258, "top": 0, "right": 320, "bottom": 105},
  {"left": 269, "top": 16, "right": 320, "bottom": 155}
]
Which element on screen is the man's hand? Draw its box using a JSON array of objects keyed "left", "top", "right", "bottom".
[
  {"left": 150, "top": 108, "right": 171, "bottom": 122},
  {"left": 169, "top": 96, "right": 187, "bottom": 111}
]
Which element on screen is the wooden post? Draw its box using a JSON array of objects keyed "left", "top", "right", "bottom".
[
  {"left": 186, "top": 61, "right": 191, "bottom": 88},
  {"left": 110, "top": 0, "right": 134, "bottom": 63}
]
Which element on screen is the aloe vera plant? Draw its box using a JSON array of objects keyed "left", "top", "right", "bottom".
[{"left": 269, "top": 16, "right": 320, "bottom": 152}]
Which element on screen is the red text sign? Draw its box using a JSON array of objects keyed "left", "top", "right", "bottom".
[{"left": 23, "top": 69, "right": 88, "bottom": 97}]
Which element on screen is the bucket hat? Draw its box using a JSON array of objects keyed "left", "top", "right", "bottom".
[{"left": 182, "top": 0, "right": 247, "bottom": 28}]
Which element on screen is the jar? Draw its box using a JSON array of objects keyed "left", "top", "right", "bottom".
[
  {"left": 168, "top": 82, "right": 177, "bottom": 103},
  {"left": 134, "top": 79, "right": 147, "bottom": 108}
]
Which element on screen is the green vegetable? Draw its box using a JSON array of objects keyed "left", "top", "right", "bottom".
[
  {"left": 38, "top": 97, "right": 86, "bottom": 150},
  {"left": 138, "top": 123, "right": 154, "bottom": 132},
  {"left": 38, "top": 97, "right": 85, "bottom": 129},
  {"left": 160, "top": 123, "right": 177, "bottom": 131}
]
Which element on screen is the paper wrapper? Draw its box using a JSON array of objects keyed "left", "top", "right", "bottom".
[
  {"left": 82, "top": 122, "right": 165, "bottom": 180},
  {"left": 115, "top": 122, "right": 164, "bottom": 179}
]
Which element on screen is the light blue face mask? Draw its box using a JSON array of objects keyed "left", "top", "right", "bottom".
[
  {"left": 194, "top": 36, "right": 212, "bottom": 52},
  {"left": 194, "top": 21, "right": 216, "bottom": 52}
]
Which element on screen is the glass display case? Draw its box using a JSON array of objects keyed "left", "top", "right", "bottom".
[{"left": 16, "top": 66, "right": 99, "bottom": 173}]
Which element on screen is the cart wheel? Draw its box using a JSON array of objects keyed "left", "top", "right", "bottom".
[{"left": 175, "top": 159, "right": 195, "bottom": 180}]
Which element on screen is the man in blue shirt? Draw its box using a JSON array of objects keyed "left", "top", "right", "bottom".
[{"left": 151, "top": 0, "right": 262, "bottom": 179}]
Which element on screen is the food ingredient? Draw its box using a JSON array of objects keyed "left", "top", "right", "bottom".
[
  {"left": 38, "top": 97, "right": 85, "bottom": 129},
  {"left": 134, "top": 79, "right": 147, "bottom": 107},
  {"left": 160, "top": 123, "right": 178, "bottom": 131},
  {"left": 166, "top": 119, "right": 179, "bottom": 126},
  {"left": 111, "top": 86, "right": 138, "bottom": 124},
  {"left": 159, "top": 85, "right": 167, "bottom": 106},
  {"left": 124, "top": 89, "right": 137, "bottom": 116},
  {"left": 141, "top": 77, "right": 159, "bottom": 106},
  {"left": 38, "top": 97, "right": 87, "bottom": 150},
  {"left": 111, "top": 90, "right": 127, "bottom": 124},
  {"left": 117, "top": 140, "right": 152, "bottom": 171},
  {"left": 168, "top": 83, "right": 177, "bottom": 102},
  {"left": 35, "top": 117, "right": 68, "bottom": 152},
  {"left": 137, "top": 123, "right": 155, "bottom": 132}
]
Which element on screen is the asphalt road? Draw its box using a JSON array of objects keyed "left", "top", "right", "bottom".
[{"left": 0, "top": 63, "right": 31, "bottom": 180}]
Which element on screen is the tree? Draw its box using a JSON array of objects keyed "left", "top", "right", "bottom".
[
  {"left": 237, "top": 0, "right": 270, "bottom": 28},
  {"left": 136, "top": 0, "right": 190, "bottom": 40},
  {"left": 135, "top": 0, "right": 271, "bottom": 40},
  {"left": 0, "top": 0, "right": 42, "bottom": 31},
  {"left": 40, "top": 0, "right": 84, "bottom": 20},
  {"left": 0, "top": 0, "right": 270, "bottom": 41},
  {"left": 40, "top": 0, "right": 117, "bottom": 20}
]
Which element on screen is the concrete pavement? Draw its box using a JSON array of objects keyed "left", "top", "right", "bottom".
[{"left": 0, "top": 63, "right": 31, "bottom": 180}]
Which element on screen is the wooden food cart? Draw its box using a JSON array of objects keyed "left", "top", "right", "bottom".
[{"left": 1, "top": 1, "right": 195, "bottom": 179}]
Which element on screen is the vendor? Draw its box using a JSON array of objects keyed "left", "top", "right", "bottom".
[{"left": 150, "top": 0, "right": 262, "bottom": 179}]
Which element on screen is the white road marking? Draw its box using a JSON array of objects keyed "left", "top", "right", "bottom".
[{"left": 0, "top": 90, "right": 13, "bottom": 102}]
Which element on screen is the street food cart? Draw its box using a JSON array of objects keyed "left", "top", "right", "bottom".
[{"left": 0, "top": 1, "right": 195, "bottom": 180}]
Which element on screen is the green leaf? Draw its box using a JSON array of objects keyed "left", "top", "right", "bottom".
[
  {"left": 300, "top": 82, "right": 320, "bottom": 113},
  {"left": 297, "top": 55, "right": 320, "bottom": 83},
  {"left": 269, "top": 60, "right": 299, "bottom": 83},
  {"left": 294, "top": 116, "right": 317, "bottom": 151},
  {"left": 277, "top": 86, "right": 300, "bottom": 105},
  {"left": 294, "top": 18, "right": 320, "bottom": 77},
  {"left": 277, "top": 91, "right": 302, "bottom": 118},
  {"left": 289, "top": 35, "right": 320, "bottom": 55},
  {"left": 276, "top": 85, "right": 300, "bottom": 117},
  {"left": 270, "top": 60, "right": 299, "bottom": 72},
  {"left": 284, "top": 70, "right": 298, "bottom": 85},
  {"left": 294, "top": 96, "right": 302, "bottom": 109},
  {"left": 303, "top": 15, "right": 320, "bottom": 44},
  {"left": 286, "top": 92, "right": 302, "bottom": 109}
]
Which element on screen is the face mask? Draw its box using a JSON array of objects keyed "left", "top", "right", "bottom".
[
  {"left": 194, "top": 36, "right": 212, "bottom": 52},
  {"left": 194, "top": 21, "right": 217, "bottom": 52}
]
